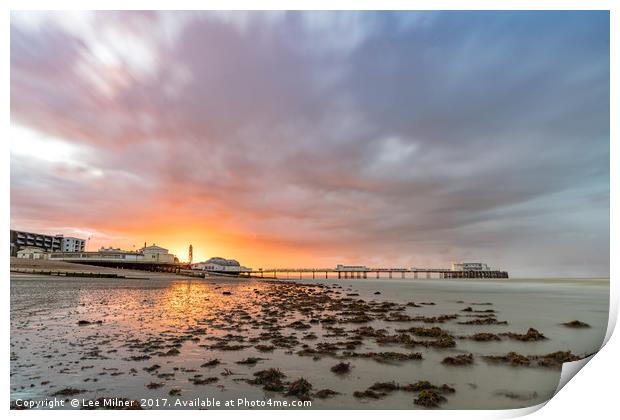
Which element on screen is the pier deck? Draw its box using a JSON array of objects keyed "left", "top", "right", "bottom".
[{"left": 248, "top": 268, "right": 509, "bottom": 279}]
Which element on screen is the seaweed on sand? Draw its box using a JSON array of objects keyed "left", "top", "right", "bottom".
[
  {"left": 562, "top": 320, "right": 590, "bottom": 328},
  {"left": 402, "top": 381, "right": 455, "bottom": 394},
  {"left": 441, "top": 353, "right": 474, "bottom": 366},
  {"left": 484, "top": 352, "right": 530, "bottom": 367},
  {"left": 342, "top": 351, "right": 423, "bottom": 363},
  {"left": 500, "top": 328, "right": 546, "bottom": 342},
  {"left": 460, "top": 332, "right": 501, "bottom": 341},
  {"left": 51, "top": 388, "right": 84, "bottom": 397},
  {"left": 248, "top": 368, "right": 287, "bottom": 392},
  {"left": 353, "top": 389, "right": 387, "bottom": 399},
  {"left": 484, "top": 350, "right": 582, "bottom": 369},
  {"left": 255, "top": 344, "right": 276, "bottom": 352},
  {"left": 314, "top": 389, "right": 339, "bottom": 399},
  {"left": 286, "top": 378, "right": 313, "bottom": 400},
  {"left": 534, "top": 351, "right": 581, "bottom": 368},
  {"left": 368, "top": 382, "right": 400, "bottom": 392},
  {"left": 190, "top": 376, "right": 219, "bottom": 385},
  {"left": 201, "top": 359, "right": 220, "bottom": 367},
  {"left": 414, "top": 390, "right": 447, "bottom": 408},
  {"left": 159, "top": 348, "right": 180, "bottom": 356},
  {"left": 330, "top": 362, "right": 351, "bottom": 374},
  {"left": 395, "top": 326, "right": 451, "bottom": 338},
  {"left": 401, "top": 381, "right": 455, "bottom": 408},
  {"left": 458, "top": 317, "right": 507, "bottom": 325},
  {"left": 236, "top": 357, "right": 266, "bottom": 365},
  {"left": 143, "top": 364, "right": 160, "bottom": 373}
]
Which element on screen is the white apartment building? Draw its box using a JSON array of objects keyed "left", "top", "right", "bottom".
[{"left": 61, "top": 236, "right": 86, "bottom": 252}]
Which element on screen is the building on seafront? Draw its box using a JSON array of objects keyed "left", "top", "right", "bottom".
[
  {"left": 10, "top": 229, "right": 85, "bottom": 256},
  {"left": 451, "top": 262, "right": 492, "bottom": 271},
  {"left": 61, "top": 236, "right": 86, "bottom": 252},
  {"left": 336, "top": 264, "right": 370, "bottom": 272},
  {"left": 140, "top": 245, "right": 176, "bottom": 264},
  {"left": 46, "top": 244, "right": 177, "bottom": 265},
  {"left": 16, "top": 246, "right": 49, "bottom": 259},
  {"left": 192, "top": 257, "right": 252, "bottom": 274}
]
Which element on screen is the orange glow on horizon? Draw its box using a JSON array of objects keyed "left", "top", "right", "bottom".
[{"left": 82, "top": 220, "right": 338, "bottom": 269}]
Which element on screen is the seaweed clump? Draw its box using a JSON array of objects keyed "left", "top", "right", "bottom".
[
  {"left": 353, "top": 389, "right": 387, "bottom": 399},
  {"left": 401, "top": 381, "right": 455, "bottom": 408},
  {"left": 190, "top": 376, "right": 219, "bottom": 385},
  {"left": 51, "top": 388, "right": 84, "bottom": 397},
  {"left": 535, "top": 351, "right": 581, "bottom": 368},
  {"left": 414, "top": 390, "right": 446, "bottom": 408},
  {"left": 248, "top": 368, "right": 287, "bottom": 391},
  {"left": 342, "top": 351, "right": 423, "bottom": 363},
  {"left": 236, "top": 357, "right": 266, "bottom": 365},
  {"left": 484, "top": 351, "right": 582, "bottom": 369},
  {"left": 462, "top": 332, "right": 501, "bottom": 341},
  {"left": 314, "top": 389, "right": 339, "bottom": 399},
  {"left": 562, "top": 320, "right": 590, "bottom": 328},
  {"left": 500, "top": 328, "right": 546, "bottom": 342},
  {"left": 330, "top": 362, "right": 351, "bottom": 374},
  {"left": 441, "top": 353, "right": 474, "bottom": 366},
  {"left": 286, "top": 378, "right": 313, "bottom": 400},
  {"left": 484, "top": 352, "right": 530, "bottom": 367}
]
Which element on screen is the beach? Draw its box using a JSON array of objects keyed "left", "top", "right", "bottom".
[{"left": 10, "top": 271, "right": 609, "bottom": 410}]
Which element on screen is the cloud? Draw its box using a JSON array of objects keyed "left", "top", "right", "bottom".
[{"left": 10, "top": 11, "right": 609, "bottom": 276}]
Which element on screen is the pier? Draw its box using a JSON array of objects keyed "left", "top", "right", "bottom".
[
  {"left": 30, "top": 251, "right": 509, "bottom": 279},
  {"left": 248, "top": 267, "right": 509, "bottom": 279}
]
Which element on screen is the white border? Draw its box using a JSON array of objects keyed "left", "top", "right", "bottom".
[{"left": 3, "top": 2, "right": 616, "bottom": 420}]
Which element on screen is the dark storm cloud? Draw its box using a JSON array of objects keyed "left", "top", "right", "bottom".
[{"left": 10, "top": 11, "right": 609, "bottom": 276}]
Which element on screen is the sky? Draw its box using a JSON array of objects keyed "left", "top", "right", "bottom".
[{"left": 10, "top": 11, "right": 609, "bottom": 277}]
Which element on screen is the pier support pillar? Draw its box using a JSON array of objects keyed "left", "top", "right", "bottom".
[
  {"left": 389, "top": 272, "right": 392, "bottom": 279},
  {"left": 363, "top": 272, "right": 367, "bottom": 279},
  {"left": 338, "top": 272, "right": 341, "bottom": 279},
  {"left": 376, "top": 272, "right": 379, "bottom": 279},
  {"left": 402, "top": 272, "right": 405, "bottom": 279},
  {"left": 312, "top": 271, "right": 315, "bottom": 279}
]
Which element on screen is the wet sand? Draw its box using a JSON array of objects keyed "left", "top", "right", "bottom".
[{"left": 10, "top": 273, "right": 608, "bottom": 409}]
